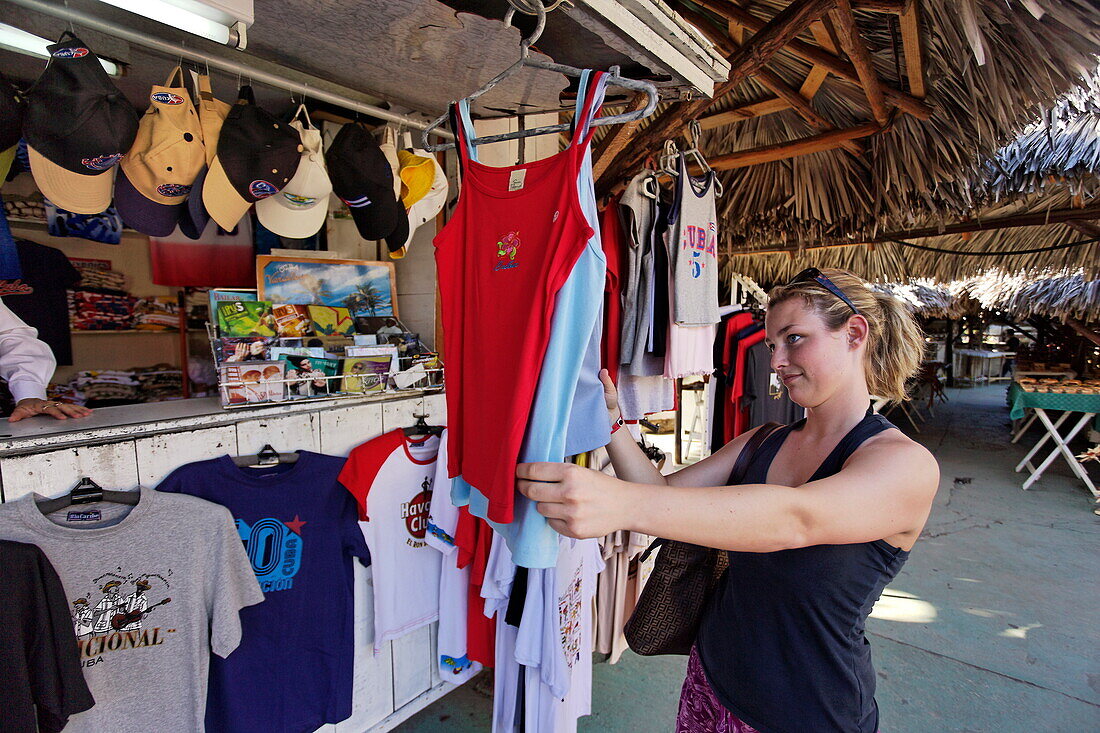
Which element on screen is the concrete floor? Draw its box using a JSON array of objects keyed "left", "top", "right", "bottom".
[{"left": 400, "top": 386, "right": 1100, "bottom": 732}]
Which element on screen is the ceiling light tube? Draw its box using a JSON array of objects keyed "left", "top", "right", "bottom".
[
  {"left": 0, "top": 23, "right": 122, "bottom": 75},
  {"left": 93, "top": 0, "right": 247, "bottom": 48}
]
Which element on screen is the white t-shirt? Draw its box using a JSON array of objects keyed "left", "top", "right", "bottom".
[
  {"left": 425, "top": 429, "right": 482, "bottom": 683},
  {"left": 340, "top": 429, "right": 442, "bottom": 652},
  {"left": 515, "top": 536, "right": 603, "bottom": 733}
]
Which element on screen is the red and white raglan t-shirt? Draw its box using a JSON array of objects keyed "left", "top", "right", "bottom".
[{"left": 340, "top": 429, "right": 442, "bottom": 652}]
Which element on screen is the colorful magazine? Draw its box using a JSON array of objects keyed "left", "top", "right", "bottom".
[
  {"left": 219, "top": 361, "right": 285, "bottom": 406},
  {"left": 341, "top": 355, "right": 393, "bottom": 393},
  {"left": 280, "top": 355, "right": 340, "bottom": 397},
  {"left": 214, "top": 337, "right": 272, "bottom": 364},
  {"left": 271, "top": 303, "right": 312, "bottom": 337},
  {"left": 216, "top": 301, "right": 276, "bottom": 337},
  {"left": 307, "top": 305, "right": 356, "bottom": 336}
]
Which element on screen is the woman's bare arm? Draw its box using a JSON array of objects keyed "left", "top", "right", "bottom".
[{"left": 518, "top": 434, "right": 938, "bottom": 552}]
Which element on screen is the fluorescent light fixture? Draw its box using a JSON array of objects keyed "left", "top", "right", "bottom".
[
  {"left": 0, "top": 23, "right": 121, "bottom": 75},
  {"left": 93, "top": 0, "right": 248, "bottom": 48}
]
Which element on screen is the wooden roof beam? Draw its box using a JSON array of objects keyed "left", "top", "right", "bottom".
[
  {"left": 693, "top": 0, "right": 932, "bottom": 119},
  {"left": 708, "top": 122, "right": 880, "bottom": 170},
  {"left": 597, "top": 0, "right": 835, "bottom": 190},
  {"left": 680, "top": 5, "right": 862, "bottom": 154},
  {"left": 899, "top": 0, "right": 927, "bottom": 98},
  {"left": 724, "top": 205, "right": 1100, "bottom": 255},
  {"left": 592, "top": 92, "right": 649, "bottom": 181},
  {"left": 852, "top": 0, "right": 911, "bottom": 12},
  {"left": 830, "top": 0, "right": 892, "bottom": 124}
]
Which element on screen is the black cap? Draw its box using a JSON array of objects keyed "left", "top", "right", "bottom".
[
  {"left": 179, "top": 165, "right": 211, "bottom": 239},
  {"left": 0, "top": 73, "right": 24, "bottom": 152},
  {"left": 326, "top": 123, "right": 402, "bottom": 241},
  {"left": 385, "top": 206, "right": 410, "bottom": 254},
  {"left": 201, "top": 86, "right": 302, "bottom": 230},
  {"left": 22, "top": 33, "right": 138, "bottom": 214}
]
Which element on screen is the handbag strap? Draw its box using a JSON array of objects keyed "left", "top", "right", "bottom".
[
  {"left": 638, "top": 422, "right": 785, "bottom": 563},
  {"left": 729, "top": 421, "right": 783, "bottom": 485}
]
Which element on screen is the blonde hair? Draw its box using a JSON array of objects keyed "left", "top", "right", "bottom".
[{"left": 767, "top": 268, "right": 924, "bottom": 402}]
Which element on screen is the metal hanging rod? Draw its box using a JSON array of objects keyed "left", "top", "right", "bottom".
[{"left": 5, "top": 0, "right": 453, "bottom": 140}]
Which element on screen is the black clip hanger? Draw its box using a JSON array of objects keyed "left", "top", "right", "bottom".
[
  {"left": 35, "top": 477, "right": 140, "bottom": 516},
  {"left": 404, "top": 414, "right": 444, "bottom": 438},
  {"left": 232, "top": 444, "right": 299, "bottom": 468}
]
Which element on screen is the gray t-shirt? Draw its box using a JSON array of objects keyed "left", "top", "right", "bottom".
[
  {"left": 0, "top": 486, "right": 263, "bottom": 733},
  {"left": 669, "top": 153, "right": 719, "bottom": 326}
]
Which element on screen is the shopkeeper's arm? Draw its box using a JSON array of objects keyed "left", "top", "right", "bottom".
[{"left": 0, "top": 299, "right": 91, "bottom": 422}]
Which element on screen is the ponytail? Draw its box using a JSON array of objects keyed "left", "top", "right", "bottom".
[{"left": 866, "top": 291, "right": 925, "bottom": 402}]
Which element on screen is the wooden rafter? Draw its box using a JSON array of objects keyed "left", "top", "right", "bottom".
[
  {"left": 597, "top": 0, "right": 836, "bottom": 190},
  {"left": 852, "top": 0, "right": 910, "bottom": 11},
  {"left": 830, "top": 0, "right": 891, "bottom": 124},
  {"left": 725, "top": 205, "right": 1100, "bottom": 255},
  {"left": 591, "top": 92, "right": 649, "bottom": 181},
  {"left": 707, "top": 122, "right": 880, "bottom": 169},
  {"left": 693, "top": 0, "right": 932, "bottom": 119},
  {"left": 683, "top": 8, "right": 865, "bottom": 156},
  {"left": 899, "top": 0, "right": 926, "bottom": 98}
]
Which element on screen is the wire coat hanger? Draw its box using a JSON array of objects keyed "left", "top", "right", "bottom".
[{"left": 420, "top": 1, "right": 658, "bottom": 152}]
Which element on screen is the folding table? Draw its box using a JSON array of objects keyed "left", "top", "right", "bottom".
[{"left": 1008, "top": 383, "right": 1099, "bottom": 498}]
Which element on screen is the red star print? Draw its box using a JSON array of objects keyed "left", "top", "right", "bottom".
[{"left": 284, "top": 515, "right": 307, "bottom": 535}]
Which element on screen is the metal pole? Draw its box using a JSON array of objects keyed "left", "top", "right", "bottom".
[{"left": 5, "top": 0, "right": 453, "bottom": 139}]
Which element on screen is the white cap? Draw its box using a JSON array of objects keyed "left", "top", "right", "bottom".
[
  {"left": 396, "top": 150, "right": 448, "bottom": 256},
  {"left": 256, "top": 119, "right": 332, "bottom": 239}
]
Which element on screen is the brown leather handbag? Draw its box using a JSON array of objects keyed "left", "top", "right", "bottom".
[{"left": 624, "top": 422, "right": 783, "bottom": 656}]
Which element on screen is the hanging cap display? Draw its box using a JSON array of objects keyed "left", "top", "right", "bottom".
[
  {"left": 393, "top": 149, "right": 448, "bottom": 259},
  {"left": 0, "top": 74, "right": 22, "bottom": 182},
  {"left": 23, "top": 33, "right": 139, "bottom": 215},
  {"left": 256, "top": 110, "right": 332, "bottom": 239},
  {"left": 397, "top": 149, "right": 436, "bottom": 209},
  {"left": 325, "top": 122, "right": 402, "bottom": 241},
  {"left": 200, "top": 86, "right": 302, "bottom": 231},
  {"left": 114, "top": 67, "right": 206, "bottom": 236},
  {"left": 178, "top": 74, "right": 229, "bottom": 239}
]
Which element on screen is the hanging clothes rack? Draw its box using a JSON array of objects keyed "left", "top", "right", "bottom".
[{"left": 420, "top": 1, "right": 659, "bottom": 152}]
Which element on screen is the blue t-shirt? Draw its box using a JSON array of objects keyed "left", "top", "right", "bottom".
[{"left": 157, "top": 451, "right": 370, "bottom": 733}]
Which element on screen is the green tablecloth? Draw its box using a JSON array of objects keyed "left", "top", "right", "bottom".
[{"left": 1008, "top": 382, "right": 1100, "bottom": 420}]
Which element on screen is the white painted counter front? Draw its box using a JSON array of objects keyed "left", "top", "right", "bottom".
[{"left": 0, "top": 392, "right": 461, "bottom": 733}]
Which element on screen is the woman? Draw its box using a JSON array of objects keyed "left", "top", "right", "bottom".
[{"left": 518, "top": 268, "right": 939, "bottom": 732}]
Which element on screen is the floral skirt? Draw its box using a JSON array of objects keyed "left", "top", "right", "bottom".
[{"left": 676, "top": 646, "right": 761, "bottom": 733}]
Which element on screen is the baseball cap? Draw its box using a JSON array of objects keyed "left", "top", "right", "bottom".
[
  {"left": 393, "top": 149, "right": 448, "bottom": 258},
  {"left": 178, "top": 74, "right": 230, "bottom": 239},
  {"left": 256, "top": 109, "right": 332, "bottom": 239},
  {"left": 23, "top": 32, "right": 139, "bottom": 215},
  {"left": 397, "top": 149, "right": 436, "bottom": 208},
  {"left": 0, "top": 73, "right": 23, "bottom": 153},
  {"left": 326, "top": 122, "right": 403, "bottom": 241},
  {"left": 201, "top": 85, "right": 302, "bottom": 231},
  {"left": 114, "top": 67, "right": 205, "bottom": 236}
]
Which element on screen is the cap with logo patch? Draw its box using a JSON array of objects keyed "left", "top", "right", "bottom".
[
  {"left": 200, "top": 86, "right": 302, "bottom": 231},
  {"left": 23, "top": 32, "right": 139, "bottom": 215},
  {"left": 114, "top": 67, "right": 206, "bottom": 236},
  {"left": 326, "top": 122, "right": 402, "bottom": 241},
  {"left": 256, "top": 110, "right": 331, "bottom": 239}
]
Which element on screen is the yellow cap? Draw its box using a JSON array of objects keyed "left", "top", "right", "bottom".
[{"left": 398, "top": 149, "right": 435, "bottom": 209}]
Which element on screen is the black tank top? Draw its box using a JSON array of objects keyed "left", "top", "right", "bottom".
[{"left": 696, "top": 411, "right": 909, "bottom": 733}]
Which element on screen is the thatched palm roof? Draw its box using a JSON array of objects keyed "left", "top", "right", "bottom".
[{"left": 626, "top": 0, "right": 1100, "bottom": 281}]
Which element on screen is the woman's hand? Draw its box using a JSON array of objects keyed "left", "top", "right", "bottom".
[
  {"left": 599, "top": 368, "right": 620, "bottom": 423},
  {"left": 10, "top": 398, "right": 93, "bottom": 422},
  {"left": 517, "top": 461, "right": 635, "bottom": 539}
]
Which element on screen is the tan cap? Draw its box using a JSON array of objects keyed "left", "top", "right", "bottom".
[
  {"left": 195, "top": 73, "right": 229, "bottom": 166},
  {"left": 27, "top": 144, "right": 117, "bottom": 215},
  {"left": 256, "top": 112, "right": 332, "bottom": 239},
  {"left": 114, "top": 67, "right": 205, "bottom": 235}
]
